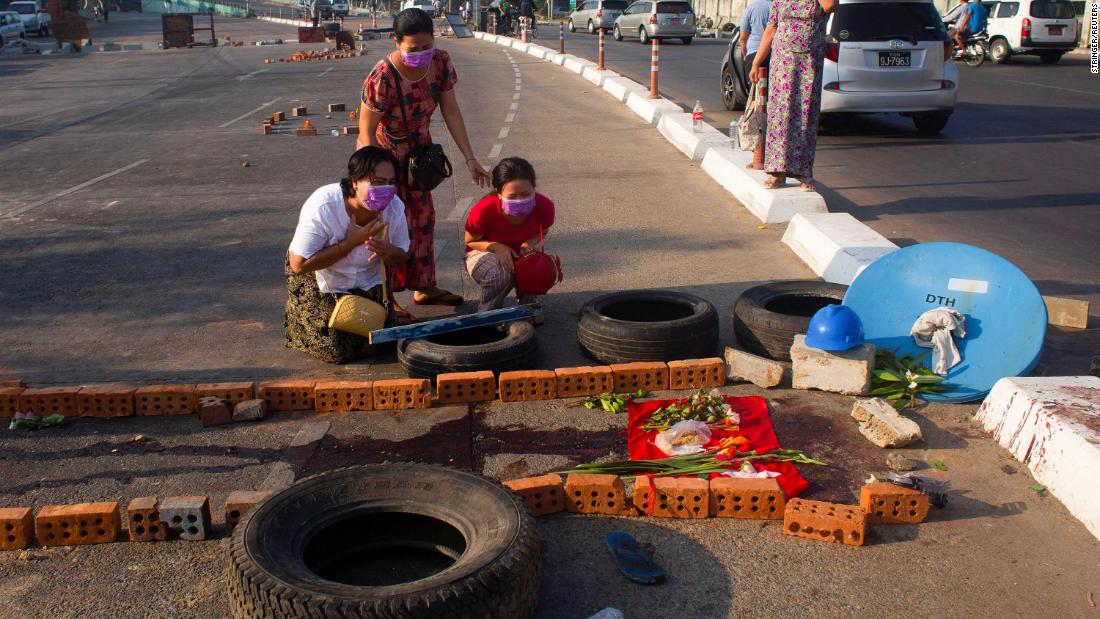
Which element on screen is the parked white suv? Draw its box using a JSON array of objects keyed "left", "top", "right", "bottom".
[
  {"left": 0, "top": 11, "right": 27, "bottom": 45},
  {"left": 9, "top": 1, "right": 49, "bottom": 37},
  {"left": 981, "top": 0, "right": 1078, "bottom": 63},
  {"left": 821, "top": 0, "right": 958, "bottom": 134}
]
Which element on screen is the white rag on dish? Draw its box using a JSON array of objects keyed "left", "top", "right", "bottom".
[{"left": 910, "top": 308, "right": 967, "bottom": 375}]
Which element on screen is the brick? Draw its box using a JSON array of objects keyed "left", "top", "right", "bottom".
[
  {"left": 314, "top": 380, "right": 374, "bottom": 412},
  {"left": 436, "top": 371, "right": 496, "bottom": 404},
  {"left": 327, "top": 103, "right": 345, "bottom": 112},
  {"left": 258, "top": 380, "right": 316, "bottom": 412},
  {"left": 564, "top": 473, "right": 627, "bottom": 515},
  {"left": 77, "top": 386, "right": 136, "bottom": 418},
  {"left": 783, "top": 498, "right": 866, "bottom": 546},
  {"left": 159, "top": 496, "right": 211, "bottom": 541},
  {"left": 710, "top": 477, "right": 785, "bottom": 519},
  {"left": 195, "top": 382, "right": 255, "bottom": 408},
  {"left": 0, "top": 507, "right": 35, "bottom": 550},
  {"left": 0, "top": 387, "right": 23, "bottom": 418},
  {"left": 1, "top": 379, "right": 25, "bottom": 388},
  {"left": 225, "top": 490, "right": 273, "bottom": 532},
  {"left": 291, "top": 106, "right": 308, "bottom": 116},
  {"left": 503, "top": 474, "right": 566, "bottom": 517},
  {"left": 134, "top": 384, "right": 196, "bottom": 416},
  {"left": 262, "top": 123, "right": 273, "bottom": 134},
  {"left": 272, "top": 111, "right": 285, "bottom": 121},
  {"left": 851, "top": 398, "right": 922, "bottom": 448},
  {"left": 860, "top": 482, "right": 930, "bottom": 524},
  {"left": 126, "top": 497, "right": 169, "bottom": 542},
  {"left": 19, "top": 387, "right": 81, "bottom": 417},
  {"left": 373, "top": 378, "right": 432, "bottom": 410},
  {"left": 790, "top": 335, "right": 875, "bottom": 395},
  {"left": 554, "top": 366, "right": 614, "bottom": 398},
  {"left": 199, "top": 397, "right": 232, "bottom": 427},
  {"left": 296, "top": 128, "right": 317, "bottom": 137},
  {"left": 498, "top": 370, "right": 557, "bottom": 402},
  {"left": 632, "top": 476, "right": 709, "bottom": 519},
  {"left": 341, "top": 125, "right": 359, "bottom": 135},
  {"left": 724, "top": 346, "right": 785, "bottom": 388},
  {"left": 668, "top": 358, "right": 725, "bottom": 390},
  {"left": 233, "top": 399, "right": 268, "bottom": 422},
  {"left": 610, "top": 362, "right": 669, "bottom": 393},
  {"left": 36, "top": 502, "right": 121, "bottom": 546},
  {"left": 1043, "top": 295, "right": 1089, "bottom": 329}
]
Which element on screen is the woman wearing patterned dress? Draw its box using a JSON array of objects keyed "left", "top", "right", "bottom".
[
  {"left": 358, "top": 9, "right": 491, "bottom": 320},
  {"left": 749, "top": 0, "right": 837, "bottom": 191}
]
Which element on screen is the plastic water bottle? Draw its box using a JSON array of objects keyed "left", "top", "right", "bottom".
[
  {"left": 692, "top": 100, "right": 703, "bottom": 133},
  {"left": 728, "top": 116, "right": 739, "bottom": 149}
]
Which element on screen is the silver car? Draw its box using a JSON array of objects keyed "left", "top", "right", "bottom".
[
  {"left": 568, "top": 0, "right": 629, "bottom": 34},
  {"left": 612, "top": 0, "right": 695, "bottom": 44},
  {"left": 821, "top": 0, "right": 958, "bottom": 133}
]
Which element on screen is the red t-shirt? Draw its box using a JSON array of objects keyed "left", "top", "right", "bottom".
[{"left": 465, "top": 193, "right": 555, "bottom": 253}]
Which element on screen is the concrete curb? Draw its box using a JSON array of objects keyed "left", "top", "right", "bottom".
[
  {"left": 257, "top": 15, "right": 312, "bottom": 26},
  {"left": 624, "top": 91, "right": 682, "bottom": 125},
  {"left": 781, "top": 212, "right": 898, "bottom": 284},
  {"left": 657, "top": 113, "right": 731, "bottom": 161},
  {"left": 701, "top": 148, "right": 827, "bottom": 224},
  {"left": 975, "top": 376, "right": 1100, "bottom": 541}
]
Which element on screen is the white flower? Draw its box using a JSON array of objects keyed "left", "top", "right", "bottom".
[{"left": 909, "top": 381, "right": 918, "bottom": 389}]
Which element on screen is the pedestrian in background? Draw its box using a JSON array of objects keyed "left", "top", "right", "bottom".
[
  {"left": 310, "top": 0, "right": 319, "bottom": 26},
  {"left": 358, "top": 9, "right": 491, "bottom": 321},
  {"left": 740, "top": 0, "right": 771, "bottom": 170},
  {"left": 749, "top": 0, "right": 836, "bottom": 191}
]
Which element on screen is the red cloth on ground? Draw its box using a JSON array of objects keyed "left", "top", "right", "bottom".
[
  {"left": 465, "top": 193, "right": 555, "bottom": 253},
  {"left": 627, "top": 395, "right": 809, "bottom": 499}
]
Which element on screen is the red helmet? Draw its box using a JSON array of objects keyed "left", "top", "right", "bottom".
[{"left": 513, "top": 250, "right": 563, "bottom": 296}]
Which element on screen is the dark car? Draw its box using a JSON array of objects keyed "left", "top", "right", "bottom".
[{"left": 720, "top": 25, "right": 750, "bottom": 110}]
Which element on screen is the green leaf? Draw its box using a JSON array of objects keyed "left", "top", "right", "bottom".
[
  {"left": 875, "top": 370, "right": 902, "bottom": 382},
  {"left": 1030, "top": 485, "right": 1046, "bottom": 494},
  {"left": 930, "top": 458, "right": 948, "bottom": 471},
  {"left": 870, "top": 387, "right": 900, "bottom": 396},
  {"left": 913, "top": 375, "right": 945, "bottom": 384},
  {"left": 885, "top": 392, "right": 904, "bottom": 400}
]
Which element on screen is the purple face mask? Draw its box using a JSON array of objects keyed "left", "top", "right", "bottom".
[
  {"left": 364, "top": 184, "right": 396, "bottom": 212},
  {"left": 501, "top": 195, "right": 536, "bottom": 217},
  {"left": 401, "top": 48, "right": 436, "bottom": 69}
]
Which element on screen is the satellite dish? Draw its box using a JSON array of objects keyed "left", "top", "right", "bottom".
[{"left": 843, "top": 242, "right": 1046, "bottom": 403}]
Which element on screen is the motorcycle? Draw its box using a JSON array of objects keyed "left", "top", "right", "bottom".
[{"left": 954, "top": 31, "right": 989, "bottom": 67}]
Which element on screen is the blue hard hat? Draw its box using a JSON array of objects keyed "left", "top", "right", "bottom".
[{"left": 804, "top": 304, "right": 865, "bottom": 351}]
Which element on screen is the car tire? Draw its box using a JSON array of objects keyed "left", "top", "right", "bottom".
[
  {"left": 721, "top": 65, "right": 746, "bottom": 111},
  {"left": 681, "top": 36, "right": 692, "bottom": 44},
  {"left": 577, "top": 290, "right": 719, "bottom": 364},
  {"left": 613, "top": 24, "right": 623, "bottom": 41},
  {"left": 913, "top": 111, "right": 951, "bottom": 134},
  {"left": 568, "top": 18, "right": 575, "bottom": 32},
  {"left": 732, "top": 281, "right": 848, "bottom": 361},
  {"left": 989, "top": 38, "right": 1011, "bottom": 63},
  {"left": 397, "top": 321, "right": 538, "bottom": 379},
  {"left": 587, "top": 19, "right": 595, "bottom": 33},
  {"left": 1039, "top": 51, "right": 1063, "bottom": 64},
  {"left": 638, "top": 26, "right": 649, "bottom": 44},
  {"left": 228, "top": 464, "right": 541, "bottom": 619}
]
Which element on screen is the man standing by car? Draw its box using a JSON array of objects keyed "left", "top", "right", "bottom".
[
  {"left": 739, "top": 0, "right": 770, "bottom": 67},
  {"left": 310, "top": 0, "right": 320, "bottom": 26}
]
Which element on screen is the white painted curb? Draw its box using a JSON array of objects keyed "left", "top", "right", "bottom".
[
  {"left": 781, "top": 212, "right": 898, "bottom": 284},
  {"left": 624, "top": 91, "right": 682, "bottom": 125},
  {"left": 976, "top": 376, "right": 1100, "bottom": 541},
  {"left": 582, "top": 66, "right": 618, "bottom": 87},
  {"left": 526, "top": 44, "right": 552, "bottom": 59},
  {"left": 657, "top": 113, "right": 731, "bottom": 161},
  {"left": 700, "top": 148, "right": 828, "bottom": 223},
  {"left": 510, "top": 40, "right": 530, "bottom": 51},
  {"left": 602, "top": 75, "right": 648, "bottom": 102},
  {"left": 473, "top": 31, "right": 485, "bottom": 39},
  {"left": 563, "top": 55, "right": 597, "bottom": 74}
]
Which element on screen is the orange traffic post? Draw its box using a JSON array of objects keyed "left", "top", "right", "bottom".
[
  {"left": 559, "top": 22, "right": 565, "bottom": 54},
  {"left": 597, "top": 26, "right": 605, "bottom": 70},
  {"left": 522, "top": 17, "right": 529, "bottom": 42},
  {"left": 648, "top": 37, "right": 659, "bottom": 98},
  {"left": 492, "top": 12, "right": 497, "bottom": 34}
]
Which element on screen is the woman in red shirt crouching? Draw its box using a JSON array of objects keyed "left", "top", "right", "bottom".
[{"left": 464, "top": 157, "right": 555, "bottom": 321}]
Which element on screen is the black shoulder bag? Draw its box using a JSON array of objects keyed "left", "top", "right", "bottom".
[{"left": 386, "top": 58, "right": 453, "bottom": 193}]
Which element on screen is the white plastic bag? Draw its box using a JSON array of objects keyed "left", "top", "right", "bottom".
[
  {"left": 738, "top": 81, "right": 767, "bottom": 152},
  {"left": 655, "top": 420, "right": 712, "bottom": 456}
]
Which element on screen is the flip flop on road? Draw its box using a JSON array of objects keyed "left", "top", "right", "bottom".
[
  {"left": 413, "top": 290, "right": 464, "bottom": 306},
  {"left": 605, "top": 531, "right": 667, "bottom": 585}
]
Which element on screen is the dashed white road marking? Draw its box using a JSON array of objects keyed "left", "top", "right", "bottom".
[
  {"left": 318, "top": 67, "right": 334, "bottom": 77},
  {"left": 219, "top": 97, "right": 282, "bottom": 128},
  {"left": 513, "top": 93, "right": 521, "bottom": 100},
  {"left": 447, "top": 195, "right": 478, "bottom": 222},
  {"left": 0, "top": 103, "right": 87, "bottom": 130},
  {"left": 4, "top": 159, "right": 149, "bottom": 219},
  {"left": 498, "top": 126, "right": 510, "bottom": 139},
  {"left": 505, "top": 112, "right": 515, "bottom": 123},
  {"left": 489, "top": 143, "right": 503, "bottom": 158},
  {"left": 237, "top": 68, "right": 268, "bottom": 81},
  {"left": 511, "top": 102, "right": 519, "bottom": 110},
  {"left": 1006, "top": 80, "right": 1098, "bottom": 96},
  {"left": 515, "top": 85, "right": 521, "bottom": 91}
]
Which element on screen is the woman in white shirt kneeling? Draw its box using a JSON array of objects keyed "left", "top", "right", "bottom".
[{"left": 285, "top": 146, "right": 412, "bottom": 363}]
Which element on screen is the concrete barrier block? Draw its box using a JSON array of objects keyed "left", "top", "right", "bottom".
[
  {"left": 975, "top": 376, "right": 1100, "bottom": 540},
  {"left": 551, "top": 52, "right": 568, "bottom": 65},
  {"left": 581, "top": 66, "right": 618, "bottom": 87},
  {"left": 1042, "top": 295, "right": 1089, "bottom": 329},
  {"left": 624, "top": 91, "right": 682, "bottom": 125},
  {"left": 791, "top": 335, "right": 874, "bottom": 396},
  {"left": 700, "top": 147, "right": 828, "bottom": 223},
  {"left": 724, "top": 347, "right": 785, "bottom": 388},
  {"left": 511, "top": 40, "right": 530, "bottom": 52},
  {"left": 473, "top": 31, "right": 485, "bottom": 39},
  {"left": 563, "top": 55, "right": 596, "bottom": 74},
  {"left": 526, "top": 44, "right": 552, "bottom": 59},
  {"left": 851, "top": 398, "right": 922, "bottom": 447},
  {"left": 657, "top": 113, "right": 731, "bottom": 161},
  {"left": 781, "top": 212, "right": 898, "bottom": 285},
  {"left": 122, "top": 43, "right": 142, "bottom": 50}
]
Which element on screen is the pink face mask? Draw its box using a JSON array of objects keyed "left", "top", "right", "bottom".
[
  {"left": 364, "top": 184, "right": 396, "bottom": 212},
  {"left": 502, "top": 195, "right": 536, "bottom": 217},
  {"left": 401, "top": 48, "right": 436, "bottom": 69}
]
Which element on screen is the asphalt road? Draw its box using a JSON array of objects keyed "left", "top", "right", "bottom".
[{"left": 550, "top": 26, "right": 1100, "bottom": 374}]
